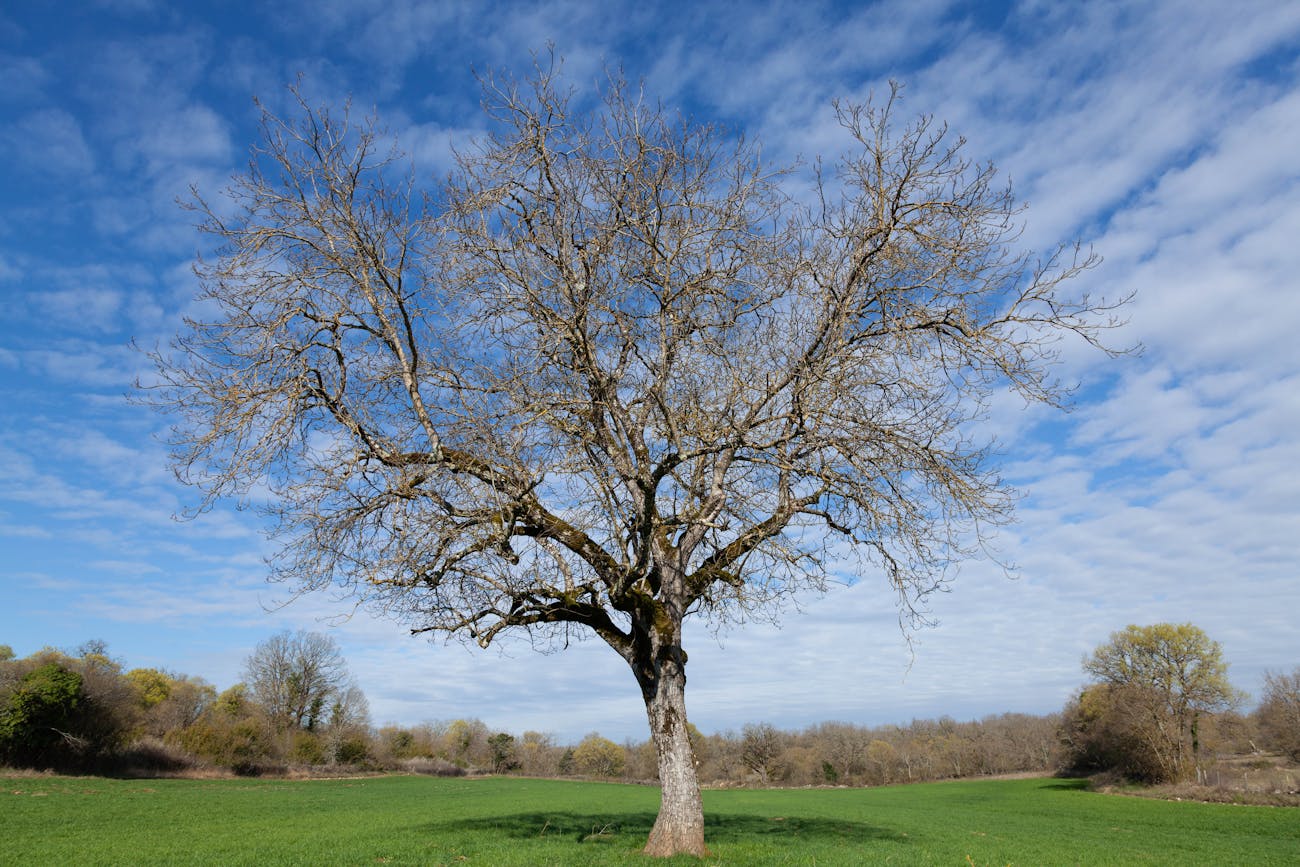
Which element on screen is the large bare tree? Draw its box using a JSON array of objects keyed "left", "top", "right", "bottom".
[{"left": 145, "top": 65, "right": 1126, "bottom": 855}]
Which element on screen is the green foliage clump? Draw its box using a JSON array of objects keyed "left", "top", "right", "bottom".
[
  {"left": 292, "top": 731, "right": 325, "bottom": 764},
  {"left": 488, "top": 732, "right": 518, "bottom": 773},
  {"left": 572, "top": 733, "right": 626, "bottom": 777},
  {"left": 0, "top": 662, "right": 86, "bottom": 768},
  {"left": 126, "top": 668, "right": 173, "bottom": 708},
  {"left": 1063, "top": 623, "right": 1244, "bottom": 783},
  {"left": 334, "top": 735, "right": 369, "bottom": 765}
]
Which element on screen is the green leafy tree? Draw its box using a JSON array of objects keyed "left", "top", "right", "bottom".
[
  {"left": 0, "top": 663, "right": 87, "bottom": 768},
  {"left": 1075, "top": 623, "right": 1243, "bottom": 782},
  {"left": 573, "top": 733, "right": 626, "bottom": 777},
  {"left": 488, "top": 732, "right": 518, "bottom": 773},
  {"left": 127, "top": 668, "right": 173, "bottom": 709}
]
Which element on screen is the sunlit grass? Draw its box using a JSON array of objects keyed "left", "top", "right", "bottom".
[{"left": 3, "top": 773, "right": 1296, "bottom": 864}]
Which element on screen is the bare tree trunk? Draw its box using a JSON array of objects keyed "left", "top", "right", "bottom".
[{"left": 641, "top": 659, "right": 707, "bottom": 858}]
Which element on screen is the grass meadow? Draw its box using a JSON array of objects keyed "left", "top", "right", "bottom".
[{"left": 3, "top": 774, "right": 1297, "bottom": 865}]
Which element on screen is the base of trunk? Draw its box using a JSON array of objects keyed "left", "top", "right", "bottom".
[{"left": 644, "top": 812, "right": 708, "bottom": 858}]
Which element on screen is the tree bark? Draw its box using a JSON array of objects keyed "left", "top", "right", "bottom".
[{"left": 640, "top": 656, "right": 707, "bottom": 858}]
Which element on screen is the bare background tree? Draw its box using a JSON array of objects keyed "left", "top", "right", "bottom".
[
  {"left": 144, "top": 61, "right": 1126, "bottom": 855},
  {"left": 244, "top": 630, "right": 349, "bottom": 733},
  {"left": 1255, "top": 668, "right": 1300, "bottom": 761},
  {"left": 740, "top": 722, "right": 786, "bottom": 784}
]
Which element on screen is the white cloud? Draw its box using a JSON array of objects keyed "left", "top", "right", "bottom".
[
  {"left": 129, "top": 104, "right": 232, "bottom": 177},
  {"left": 1, "top": 0, "right": 1298, "bottom": 742},
  {"left": 14, "top": 343, "right": 141, "bottom": 389},
  {"left": 2, "top": 108, "right": 96, "bottom": 176}
]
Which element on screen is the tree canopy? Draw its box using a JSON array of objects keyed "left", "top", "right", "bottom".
[
  {"left": 145, "top": 62, "right": 1127, "bottom": 855},
  {"left": 1084, "top": 623, "right": 1241, "bottom": 717},
  {"left": 1068, "top": 622, "right": 1244, "bottom": 782},
  {"left": 244, "top": 630, "right": 350, "bottom": 732}
]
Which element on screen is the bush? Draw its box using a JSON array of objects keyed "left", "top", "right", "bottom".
[
  {"left": 175, "top": 712, "right": 275, "bottom": 770},
  {"left": 291, "top": 731, "right": 326, "bottom": 764},
  {"left": 1059, "top": 684, "right": 1181, "bottom": 783},
  {"left": 334, "top": 735, "right": 369, "bottom": 765},
  {"left": 0, "top": 663, "right": 89, "bottom": 769}
]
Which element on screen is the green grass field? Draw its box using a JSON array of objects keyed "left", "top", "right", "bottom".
[{"left": 2, "top": 774, "right": 1296, "bottom": 865}]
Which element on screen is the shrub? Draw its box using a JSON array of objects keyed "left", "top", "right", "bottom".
[
  {"left": 175, "top": 712, "right": 275, "bottom": 770},
  {"left": 0, "top": 663, "right": 88, "bottom": 769},
  {"left": 291, "top": 731, "right": 325, "bottom": 764},
  {"left": 334, "top": 735, "right": 369, "bottom": 765}
]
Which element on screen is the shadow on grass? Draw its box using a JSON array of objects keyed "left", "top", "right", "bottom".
[
  {"left": 1038, "top": 779, "right": 1090, "bottom": 792},
  {"left": 430, "top": 809, "right": 906, "bottom": 847}
]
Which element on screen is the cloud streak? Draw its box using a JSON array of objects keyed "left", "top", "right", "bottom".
[{"left": 1, "top": 0, "right": 1297, "bottom": 742}]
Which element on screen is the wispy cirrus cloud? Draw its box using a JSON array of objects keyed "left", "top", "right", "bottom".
[
  {"left": 2, "top": 108, "right": 96, "bottom": 176},
  {"left": 1, "top": 0, "right": 1297, "bottom": 741}
]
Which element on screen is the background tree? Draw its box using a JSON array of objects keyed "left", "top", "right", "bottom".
[
  {"left": 147, "top": 674, "right": 216, "bottom": 738},
  {"left": 126, "top": 668, "right": 173, "bottom": 710},
  {"left": 866, "top": 738, "right": 897, "bottom": 784},
  {"left": 488, "top": 731, "right": 518, "bottom": 773},
  {"left": 1255, "top": 667, "right": 1300, "bottom": 760},
  {"left": 815, "top": 721, "right": 869, "bottom": 784},
  {"left": 0, "top": 645, "right": 137, "bottom": 770},
  {"left": 243, "top": 630, "right": 349, "bottom": 732},
  {"left": 0, "top": 662, "right": 87, "bottom": 768},
  {"left": 573, "top": 732, "right": 626, "bottom": 777},
  {"left": 323, "top": 682, "right": 372, "bottom": 764},
  {"left": 174, "top": 682, "right": 278, "bottom": 773},
  {"left": 1070, "top": 623, "right": 1243, "bottom": 782},
  {"left": 441, "top": 718, "right": 490, "bottom": 768},
  {"left": 145, "top": 61, "right": 1125, "bottom": 854},
  {"left": 517, "top": 730, "right": 561, "bottom": 777},
  {"left": 740, "top": 722, "right": 785, "bottom": 784}
]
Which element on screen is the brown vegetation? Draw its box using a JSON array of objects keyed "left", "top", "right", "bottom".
[{"left": 4, "top": 632, "right": 1296, "bottom": 812}]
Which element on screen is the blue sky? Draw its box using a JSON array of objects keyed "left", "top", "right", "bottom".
[{"left": 2, "top": 0, "right": 1298, "bottom": 743}]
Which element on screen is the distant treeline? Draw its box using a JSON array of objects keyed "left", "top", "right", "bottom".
[{"left": 2, "top": 627, "right": 1296, "bottom": 786}]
